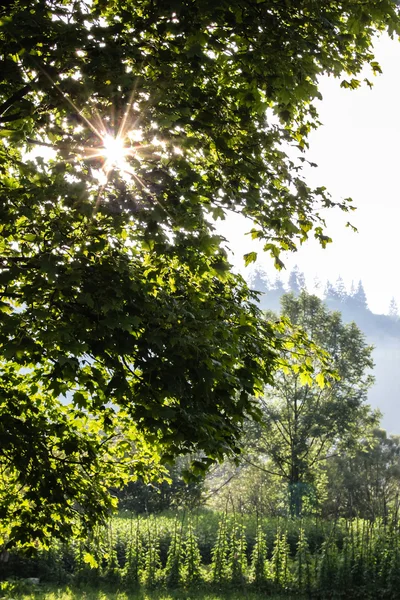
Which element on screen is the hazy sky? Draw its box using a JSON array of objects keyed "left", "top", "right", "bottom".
[{"left": 218, "top": 34, "right": 400, "bottom": 315}]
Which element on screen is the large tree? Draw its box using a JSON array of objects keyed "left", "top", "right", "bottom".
[
  {"left": 0, "top": 0, "right": 399, "bottom": 545},
  {"left": 253, "top": 292, "right": 378, "bottom": 515}
]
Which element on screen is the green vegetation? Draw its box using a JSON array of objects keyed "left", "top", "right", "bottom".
[
  {"left": 2, "top": 1, "right": 400, "bottom": 599},
  {"left": 254, "top": 292, "right": 377, "bottom": 516},
  {"left": 1, "top": 0, "right": 400, "bottom": 546},
  {"left": 2, "top": 512, "right": 400, "bottom": 598},
  {"left": 0, "top": 583, "right": 299, "bottom": 600}
]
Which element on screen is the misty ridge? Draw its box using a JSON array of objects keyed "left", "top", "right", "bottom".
[{"left": 250, "top": 266, "right": 400, "bottom": 433}]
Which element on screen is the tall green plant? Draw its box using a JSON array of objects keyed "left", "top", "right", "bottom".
[
  {"left": 295, "top": 527, "right": 312, "bottom": 595},
  {"left": 249, "top": 517, "right": 269, "bottom": 589},
  {"left": 182, "top": 516, "right": 202, "bottom": 586},
  {"left": 123, "top": 517, "right": 143, "bottom": 589},
  {"left": 211, "top": 513, "right": 229, "bottom": 585},
  {"left": 102, "top": 522, "right": 121, "bottom": 585},
  {"left": 142, "top": 518, "right": 161, "bottom": 588},
  {"left": 227, "top": 514, "right": 248, "bottom": 586},
  {"left": 164, "top": 518, "right": 183, "bottom": 588},
  {"left": 270, "top": 528, "right": 291, "bottom": 592},
  {"left": 317, "top": 535, "right": 339, "bottom": 595}
]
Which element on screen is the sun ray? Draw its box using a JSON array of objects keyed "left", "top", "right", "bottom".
[{"left": 24, "top": 61, "right": 175, "bottom": 217}]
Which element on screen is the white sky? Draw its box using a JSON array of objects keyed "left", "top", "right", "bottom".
[{"left": 217, "top": 34, "right": 400, "bottom": 315}]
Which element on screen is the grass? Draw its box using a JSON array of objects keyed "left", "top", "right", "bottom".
[{"left": 0, "top": 583, "right": 304, "bottom": 600}]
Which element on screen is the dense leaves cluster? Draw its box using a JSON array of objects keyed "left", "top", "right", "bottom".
[{"left": 1, "top": 0, "right": 400, "bottom": 546}]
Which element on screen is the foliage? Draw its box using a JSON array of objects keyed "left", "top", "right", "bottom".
[
  {"left": 0, "top": 582, "right": 302, "bottom": 600},
  {"left": 249, "top": 517, "right": 269, "bottom": 590},
  {"left": 226, "top": 514, "right": 247, "bottom": 587},
  {"left": 294, "top": 527, "right": 313, "bottom": 595},
  {"left": 142, "top": 518, "right": 162, "bottom": 588},
  {"left": 1, "top": 0, "right": 400, "bottom": 545},
  {"left": 7, "top": 512, "right": 400, "bottom": 598},
  {"left": 324, "top": 428, "right": 400, "bottom": 520},
  {"left": 253, "top": 291, "right": 378, "bottom": 515},
  {"left": 116, "top": 457, "right": 205, "bottom": 514},
  {"left": 163, "top": 519, "right": 182, "bottom": 589},
  {"left": 270, "top": 528, "right": 291, "bottom": 592},
  {"left": 123, "top": 517, "right": 143, "bottom": 589},
  {"left": 210, "top": 512, "right": 229, "bottom": 585},
  {"left": 181, "top": 517, "right": 202, "bottom": 586}
]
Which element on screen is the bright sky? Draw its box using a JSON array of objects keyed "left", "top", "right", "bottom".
[{"left": 218, "top": 34, "right": 400, "bottom": 315}]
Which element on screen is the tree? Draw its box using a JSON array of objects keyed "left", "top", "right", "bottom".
[
  {"left": 324, "top": 280, "right": 339, "bottom": 304},
  {"left": 116, "top": 456, "right": 204, "bottom": 513},
  {"left": 250, "top": 267, "right": 270, "bottom": 296},
  {"left": 352, "top": 280, "right": 369, "bottom": 311},
  {"left": 288, "top": 266, "right": 306, "bottom": 296},
  {"left": 262, "top": 276, "right": 286, "bottom": 312},
  {"left": 325, "top": 428, "right": 400, "bottom": 520},
  {"left": 1, "top": 0, "right": 399, "bottom": 544},
  {"left": 335, "top": 277, "right": 347, "bottom": 303},
  {"left": 254, "top": 292, "right": 378, "bottom": 516},
  {"left": 388, "top": 297, "right": 399, "bottom": 320}
]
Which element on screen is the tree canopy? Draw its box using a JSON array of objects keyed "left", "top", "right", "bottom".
[
  {"left": 252, "top": 292, "right": 377, "bottom": 515},
  {"left": 1, "top": 0, "right": 400, "bottom": 546}
]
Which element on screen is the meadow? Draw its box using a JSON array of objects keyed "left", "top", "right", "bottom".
[
  {"left": 0, "top": 582, "right": 303, "bottom": 600},
  {"left": 2, "top": 510, "right": 400, "bottom": 599}
]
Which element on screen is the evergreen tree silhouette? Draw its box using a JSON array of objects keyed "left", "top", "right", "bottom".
[
  {"left": 335, "top": 276, "right": 347, "bottom": 302},
  {"left": 324, "top": 280, "right": 339, "bottom": 303},
  {"left": 388, "top": 297, "right": 399, "bottom": 320},
  {"left": 288, "top": 265, "right": 306, "bottom": 296},
  {"left": 353, "top": 280, "right": 368, "bottom": 310},
  {"left": 250, "top": 267, "right": 270, "bottom": 295}
]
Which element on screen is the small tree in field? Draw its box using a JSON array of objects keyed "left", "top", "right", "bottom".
[{"left": 256, "top": 292, "right": 378, "bottom": 515}]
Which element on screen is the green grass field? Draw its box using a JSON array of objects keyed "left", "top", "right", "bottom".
[{"left": 0, "top": 583, "right": 302, "bottom": 600}]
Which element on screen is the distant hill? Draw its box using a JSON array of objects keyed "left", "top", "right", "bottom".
[{"left": 250, "top": 267, "right": 400, "bottom": 433}]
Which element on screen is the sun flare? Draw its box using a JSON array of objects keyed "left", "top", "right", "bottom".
[{"left": 101, "top": 133, "right": 130, "bottom": 173}]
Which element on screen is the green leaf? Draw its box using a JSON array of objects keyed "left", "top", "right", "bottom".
[{"left": 244, "top": 252, "right": 257, "bottom": 266}]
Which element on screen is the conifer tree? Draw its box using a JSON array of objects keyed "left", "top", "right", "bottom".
[
  {"left": 250, "top": 268, "right": 270, "bottom": 295},
  {"left": 288, "top": 266, "right": 301, "bottom": 296},
  {"left": 324, "top": 280, "right": 339, "bottom": 303},
  {"left": 353, "top": 280, "right": 368, "bottom": 310},
  {"left": 335, "top": 276, "right": 347, "bottom": 303},
  {"left": 388, "top": 297, "right": 399, "bottom": 320},
  {"left": 288, "top": 266, "right": 306, "bottom": 296}
]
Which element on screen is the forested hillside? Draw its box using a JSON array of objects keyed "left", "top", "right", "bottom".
[{"left": 250, "top": 267, "right": 400, "bottom": 432}]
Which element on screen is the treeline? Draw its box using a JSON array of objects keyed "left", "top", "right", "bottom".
[
  {"left": 4, "top": 513, "right": 400, "bottom": 598},
  {"left": 118, "top": 424, "right": 400, "bottom": 522},
  {"left": 251, "top": 265, "right": 399, "bottom": 321}
]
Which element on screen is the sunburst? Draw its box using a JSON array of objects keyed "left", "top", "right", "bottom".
[
  {"left": 23, "top": 69, "right": 170, "bottom": 215},
  {"left": 102, "top": 133, "right": 129, "bottom": 172}
]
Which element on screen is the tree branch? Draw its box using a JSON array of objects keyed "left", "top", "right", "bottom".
[{"left": 0, "top": 84, "right": 31, "bottom": 117}]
